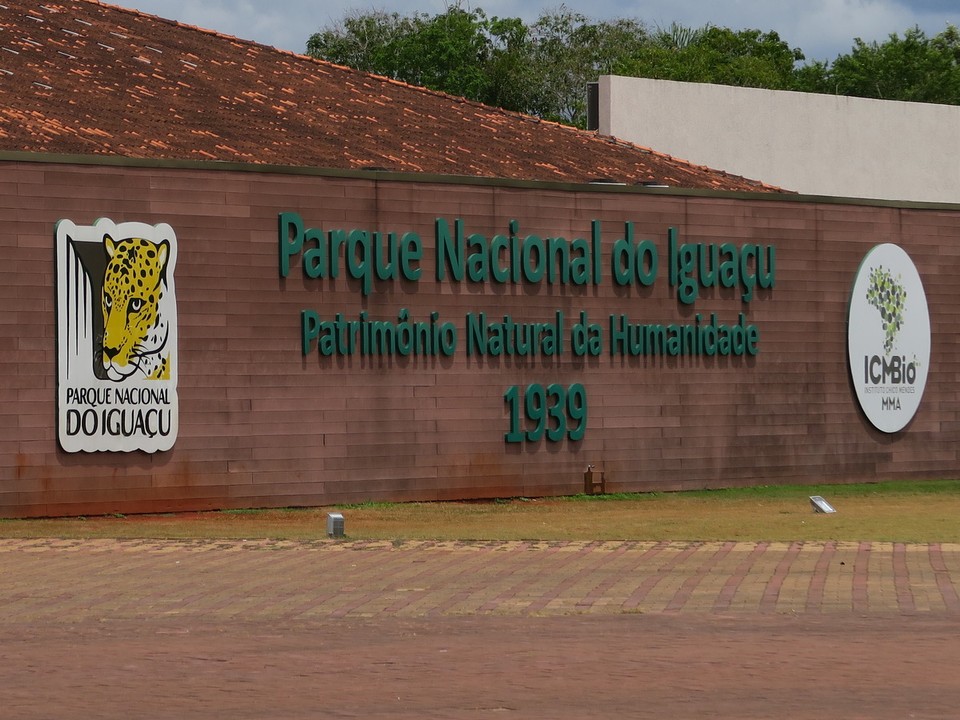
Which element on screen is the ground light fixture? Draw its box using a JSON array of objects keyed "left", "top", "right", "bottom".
[
  {"left": 809, "top": 496, "right": 837, "bottom": 514},
  {"left": 327, "top": 512, "right": 345, "bottom": 538}
]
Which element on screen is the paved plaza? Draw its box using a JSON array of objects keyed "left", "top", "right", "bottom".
[{"left": 3, "top": 538, "right": 960, "bottom": 718}]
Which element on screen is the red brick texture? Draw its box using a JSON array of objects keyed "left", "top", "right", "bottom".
[{"left": 1, "top": 159, "right": 958, "bottom": 517}]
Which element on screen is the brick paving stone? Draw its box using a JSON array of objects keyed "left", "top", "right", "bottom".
[
  {"left": 4, "top": 538, "right": 960, "bottom": 719},
  {"left": 5, "top": 537, "right": 960, "bottom": 619}
]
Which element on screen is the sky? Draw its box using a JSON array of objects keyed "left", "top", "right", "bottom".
[{"left": 124, "top": 0, "right": 959, "bottom": 64}]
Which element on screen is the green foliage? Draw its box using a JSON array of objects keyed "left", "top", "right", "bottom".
[
  {"left": 306, "top": 5, "right": 536, "bottom": 112},
  {"left": 306, "top": 4, "right": 650, "bottom": 126},
  {"left": 804, "top": 25, "right": 960, "bottom": 103},
  {"left": 866, "top": 266, "right": 907, "bottom": 354},
  {"left": 618, "top": 26, "right": 804, "bottom": 90},
  {"left": 306, "top": 7, "right": 960, "bottom": 127},
  {"left": 482, "top": 16, "right": 538, "bottom": 113},
  {"left": 527, "top": 9, "right": 650, "bottom": 125},
  {"left": 306, "top": 10, "right": 413, "bottom": 77}
]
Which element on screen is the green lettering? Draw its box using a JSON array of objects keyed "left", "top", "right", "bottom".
[
  {"left": 467, "top": 232, "right": 488, "bottom": 282},
  {"left": 400, "top": 232, "right": 422, "bottom": 281},
  {"left": 302, "top": 227, "right": 325, "bottom": 279},
  {"left": 521, "top": 235, "right": 545, "bottom": 283},
  {"left": 435, "top": 218, "right": 464, "bottom": 281},
  {"left": 719, "top": 243, "right": 738, "bottom": 288},
  {"left": 278, "top": 211, "right": 303, "bottom": 277},
  {"left": 490, "top": 234, "right": 509, "bottom": 282},
  {"left": 301, "top": 309, "right": 319, "bottom": 355}
]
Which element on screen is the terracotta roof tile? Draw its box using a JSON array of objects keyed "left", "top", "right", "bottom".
[{"left": 0, "top": 0, "right": 787, "bottom": 192}]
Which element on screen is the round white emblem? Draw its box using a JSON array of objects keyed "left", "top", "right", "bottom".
[{"left": 848, "top": 244, "right": 930, "bottom": 433}]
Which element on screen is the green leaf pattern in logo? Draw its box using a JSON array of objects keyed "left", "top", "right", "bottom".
[{"left": 865, "top": 265, "right": 906, "bottom": 355}]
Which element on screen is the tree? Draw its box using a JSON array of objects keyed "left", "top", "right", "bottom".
[
  {"left": 306, "top": 5, "right": 649, "bottom": 126},
  {"left": 483, "top": 16, "right": 538, "bottom": 113},
  {"left": 306, "top": 7, "right": 960, "bottom": 127},
  {"left": 803, "top": 25, "right": 960, "bottom": 104},
  {"left": 306, "top": 10, "right": 415, "bottom": 78},
  {"left": 527, "top": 9, "right": 650, "bottom": 125},
  {"left": 617, "top": 26, "right": 804, "bottom": 90},
  {"left": 393, "top": 7, "right": 492, "bottom": 100},
  {"left": 306, "top": 5, "right": 536, "bottom": 113}
]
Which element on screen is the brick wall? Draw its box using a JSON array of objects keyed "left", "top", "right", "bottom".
[{"left": 2, "top": 159, "right": 958, "bottom": 517}]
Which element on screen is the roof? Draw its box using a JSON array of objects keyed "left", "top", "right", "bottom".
[{"left": 0, "top": 1, "right": 785, "bottom": 192}]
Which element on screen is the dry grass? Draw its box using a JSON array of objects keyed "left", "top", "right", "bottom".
[{"left": 2, "top": 480, "right": 960, "bottom": 543}]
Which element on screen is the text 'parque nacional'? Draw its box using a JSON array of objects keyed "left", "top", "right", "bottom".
[
  {"left": 279, "top": 212, "right": 775, "bottom": 303},
  {"left": 282, "top": 211, "right": 775, "bottom": 361},
  {"left": 281, "top": 211, "right": 775, "bottom": 444}
]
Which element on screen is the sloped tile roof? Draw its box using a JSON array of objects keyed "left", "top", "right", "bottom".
[{"left": 0, "top": 1, "right": 785, "bottom": 191}]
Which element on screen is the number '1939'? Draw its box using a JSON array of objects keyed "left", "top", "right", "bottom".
[{"left": 504, "top": 383, "right": 587, "bottom": 443}]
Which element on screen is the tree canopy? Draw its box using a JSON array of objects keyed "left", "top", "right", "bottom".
[
  {"left": 306, "top": 6, "right": 960, "bottom": 127},
  {"left": 797, "top": 25, "right": 960, "bottom": 104},
  {"left": 616, "top": 26, "right": 803, "bottom": 89}
]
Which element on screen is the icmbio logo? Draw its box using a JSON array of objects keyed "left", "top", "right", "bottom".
[{"left": 848, "top": 244, "right": 930, "bottom": 433}]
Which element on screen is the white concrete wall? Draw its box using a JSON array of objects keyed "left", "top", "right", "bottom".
[{"left": 600, "top": 76, "right": 960, "bottom": 203}]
